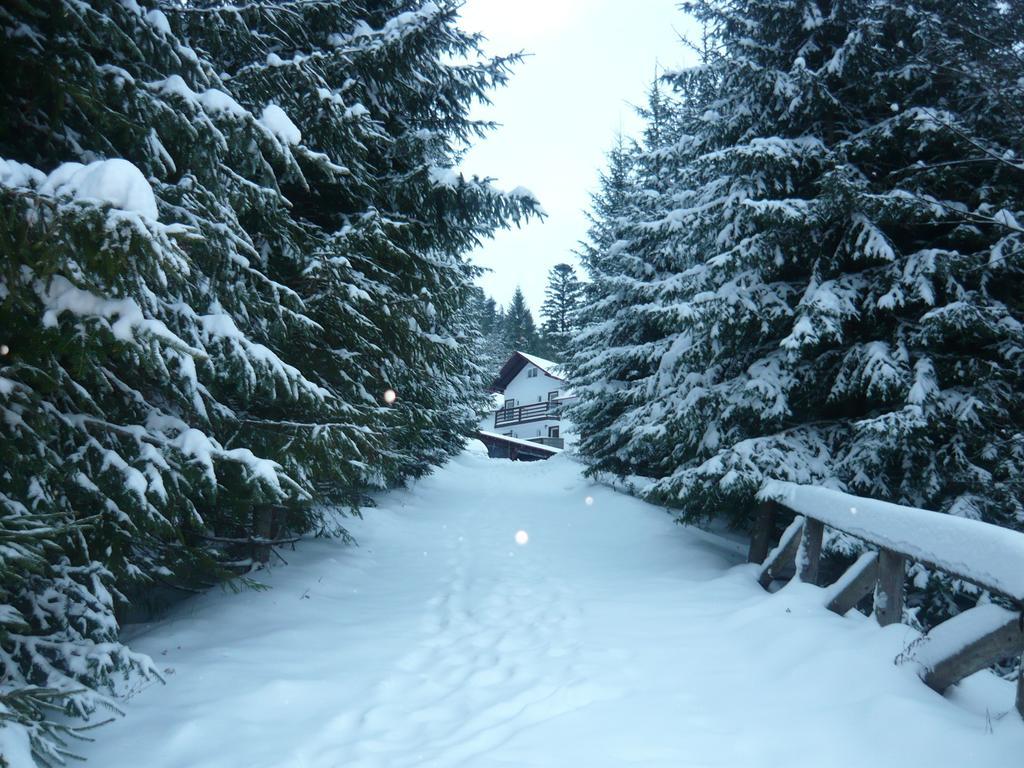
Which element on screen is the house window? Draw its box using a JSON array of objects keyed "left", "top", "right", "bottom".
[
  {"left": 548, "top": 426, "right": 560, "bottom": 439},
  {"left": 527, "top": 367, "right": 538, "bottom": 378},
  {"left": 504, "top": 398, "right": 516, "bottom": 410},
  {"left": 548, "top": 390, "right": 559, "bottom": 401}
]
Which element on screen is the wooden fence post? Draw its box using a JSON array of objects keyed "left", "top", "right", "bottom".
[
  {"left": 798, "top": 517, "right": 824, "bottom": 585},
  {"left": 757, "top": 517, "right": 804, "bottom": 590},
  {"left": 825, "top": 551, "right": 878, "bottom": 616},
  {"left": 748, "top": 501, "right": 778, "bottom": 564},
  {"left": 919, "top": 607, "right": 1024, "bottom": 694},
  {"left": 874, "top": 548, "right": 905, "bottom": 627}
]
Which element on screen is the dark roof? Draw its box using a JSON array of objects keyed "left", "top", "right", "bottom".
[{"left": 490, "top": 351, "right": 565, "bottom": 392}]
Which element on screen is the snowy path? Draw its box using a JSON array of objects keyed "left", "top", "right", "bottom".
[{"left": 81, "top": 447, "right": 1022, "bottom": 768}]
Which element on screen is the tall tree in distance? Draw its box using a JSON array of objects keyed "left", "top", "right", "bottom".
[
  {"left": 540, "top": 263, "right": 582, "bottom": 360},
  {"left": 503, "top": 286, "right": 542, "bottom": 355},
  {"left": 469, "top": 287, "right": 510, "bottom": 382}
]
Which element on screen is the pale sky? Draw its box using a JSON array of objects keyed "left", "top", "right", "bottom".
[{"left": 456, "top": 0, "right": 700, "bottom": 313}]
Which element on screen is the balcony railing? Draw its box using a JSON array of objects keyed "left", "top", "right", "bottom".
[{"left": 494, "top": 401, "right": 560, "bottom": 428}]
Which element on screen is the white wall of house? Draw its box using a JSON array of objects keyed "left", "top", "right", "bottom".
[
  {"left": 502, "top": 364, "right": 564, "bottom": 407},
  {"left": 478, "top": 362, "right": 575, "bottom": 440},
  {"left": 496, "top": 417, "right": 562, "bottom": 441}
]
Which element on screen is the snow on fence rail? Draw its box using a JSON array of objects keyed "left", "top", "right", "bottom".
[
  {"left": 759, "top": 482, "right": 1024, "bottom": 602},
  {"left": 749, "top": 481, "right": 1024, "bottom": 718}
]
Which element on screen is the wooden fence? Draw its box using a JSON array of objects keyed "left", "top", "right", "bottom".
[{"left": 750, "top": 481, "right": 1024, "bottom": 718}]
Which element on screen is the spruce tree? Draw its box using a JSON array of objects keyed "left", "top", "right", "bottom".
[
  {"left": 502, "top": 287, "right": 542, "bottom": 355},
  {"left": 1, "top": 1, "right": 319, "bottom": 757},
  {"left": 574, "top": 0, "right": 1024, "bottom": 623},
  {"left": 576, "top": 134, "right": 637, "bottom": 278},
  {"left": 487, "top": 304, "right": 512, "bottom": 374},
  {"left": 568, "top": 97, "right": 680, "bottom": 476},
  {"left": 478, "top": 294, "right": 500, "bottom": 338},
  {"left": 539, "top": 263, "right": 582, "bottom": 360},
  {"left": 470, "top": 289, "right": 510, "bottom": 380},
  {"left": 173, "top": 0, "right": 539, "bottom": 483},
  {"left": 0, "top": 0, "right": 540, "bottom": 759}
]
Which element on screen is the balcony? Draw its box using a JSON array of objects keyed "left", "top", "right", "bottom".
[{"left": 494, "top": 400, "right": 561, "bottom": 429}]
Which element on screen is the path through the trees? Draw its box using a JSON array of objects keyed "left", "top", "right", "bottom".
[{"left": 80, "top": 445, "right": 1023, "bottom": 767}]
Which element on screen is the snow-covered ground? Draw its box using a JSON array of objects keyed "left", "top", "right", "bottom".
[{"left": 76, "top": 445, "right": 1022, "bottom": 768}]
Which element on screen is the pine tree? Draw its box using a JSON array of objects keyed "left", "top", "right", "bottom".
[
  {"left": 469, "top": 289, "right": 509, "bottom": 380},
  {"left": 479, "top": 294, "right": 499, "bottom": 338},
  {"left": 488, "top": 304, "right": 512, "bottom": 375},
  {"left": 174, "top": 0, "right": 540, "bottom": 484},
  {"left": 1, "top": 1, "right": 321, "bottom": 756},
  {"left": 576, "top": 134, "right": 636, "bottom": 277},
  {"left": 568, "top": 96, "right": 680, "bottom": 475},
  {"left": 503, "top": 287, "right": 542, "bottom": 355},
  {"left": 0, "top": 0, "right": 540, "bottom": 759},
  {"left": 539, "top": 263, "right": 582, "bottom": 360},
  {"left": 574, "top": 0, "right": 1024, "bottom": 624}
]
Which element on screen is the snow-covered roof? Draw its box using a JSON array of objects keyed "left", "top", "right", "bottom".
[
  {"left": 491, "top": 351, "right": 566, "bottom": 392},
  {"left": 517, "top": 352, "right": 564, "bottom": 379},
  {"left": 478, "top": 430, "right": 562, "bottom": 454}
]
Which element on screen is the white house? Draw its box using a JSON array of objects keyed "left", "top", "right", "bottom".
[{"left": 477, "top": 352, "right": 576, "bottom": 457}]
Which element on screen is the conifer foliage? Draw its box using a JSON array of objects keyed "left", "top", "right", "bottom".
[
  {"left": 539, "top": 263, "right": 582, "bottom": 360},
  {"left": 0, "top": 0, "right": 538, "bottom": 761},
  {"left": 573, "top": 0, "right": 1024, "bottom": 619},
  {"left": 469, "top": 289, "right": 511, "bottom": 378},
  {"left": 502, "top": 286, "right": 543, "bottom": 356},
  {"left": 568, "top": 113, "right": 676, "bottom": 476},
  {"left": 470, "top": 285, "right": 563, "bottom": 382}
]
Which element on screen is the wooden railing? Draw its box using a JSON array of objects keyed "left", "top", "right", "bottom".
[
  {"left": 750, "top": 481, "right": 1024, "bottom": 718},
  {"left": 494, "top": 401, "right": 560, "bottom": 428}
]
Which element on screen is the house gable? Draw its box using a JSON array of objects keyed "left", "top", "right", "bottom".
[
  {"left": 491, "top": 351, "right": 564, "bottom": 393},
  {"left": 478, "top": 351, "right": 574, "bottom": 449}
]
